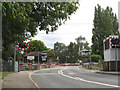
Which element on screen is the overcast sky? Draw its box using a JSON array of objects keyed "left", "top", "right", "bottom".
[{"left": 31, "top": 0, "right": 120, "bottom": 49}]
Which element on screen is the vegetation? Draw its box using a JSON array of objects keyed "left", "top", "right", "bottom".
[
  {"left": 40, "top": 67, "right": 47, "bottom": 69},
  {"left": 89, "top": 66, "right": 99, "bottom": 70},
  {"left": 2, "top": 72, "right": 13, "bottom": 79},
  {"left": 54, "top": 35, "right": 90, "bottom": 63},
  {"left": 92, "top": 4, "right": 119, "bottom": 59},
  {"left": 91, "top": 54, "right": 102, "bottom": 62},
  {"left": 2, "top": 2, "right": 79, "bottom": 61},
  {"left": 27, "top": 40, "right": 49, "bottom": 53}
]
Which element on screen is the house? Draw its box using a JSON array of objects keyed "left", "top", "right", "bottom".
[{"left": 24, "top": 51, "right": 58, "bottom": 64}]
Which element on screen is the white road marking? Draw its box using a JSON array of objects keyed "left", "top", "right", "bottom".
[
  {"left": 29, "top": 67, "right": 64, "bottom": 88},
  {"left": 68, "top": 73, "right": 75, "bottom": 75},
  {"left": 77, "top": 66, "right": 80, "bottom": 70},
  {"left": 58, "top": 68, "right": 120, "bottom": 88},
  {"left": 29, "top": 72, "right": 40, "bottom": 88}
]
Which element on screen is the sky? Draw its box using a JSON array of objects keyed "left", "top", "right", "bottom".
[{"left": 31, "top": 0, "right": 120, "bottom": 49}]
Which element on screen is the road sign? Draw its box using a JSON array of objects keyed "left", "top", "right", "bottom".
[
  {"left": 41, "top": 53, "right": 47, "bottom": 61},
  {"left": 41, "top": 56, "right": 47, "bottom": 61},
  {"left": 27, "top": 56, "right": 34, "bottom": 60}
]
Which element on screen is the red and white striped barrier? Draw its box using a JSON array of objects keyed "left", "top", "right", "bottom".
[
  {"left": 18, "top": 64, "right": 23, "bottom": 65},
  {"left": 18, "top": 63, "right": 87, "bottom": 67},
  {"left": 80, "top": 63, "right": 83, "bottom": 65},
  {"left": 89, "top": 63, "right": 94, "bottom": 65}
]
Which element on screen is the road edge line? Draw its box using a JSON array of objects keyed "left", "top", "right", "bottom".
[{"left": 29, "top": 71, "right": 40, "bottom": 88}]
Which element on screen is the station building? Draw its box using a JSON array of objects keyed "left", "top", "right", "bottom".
[{"left": 24, "top": 51, "right": 58, "bottom": 64}]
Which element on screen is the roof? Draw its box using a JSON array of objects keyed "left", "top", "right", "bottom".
[{"left": 24, "top": 51, "right": 58, "bottom": 57}]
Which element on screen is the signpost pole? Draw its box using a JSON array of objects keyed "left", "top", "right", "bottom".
[
  {"left": 115, "top": 46, "right": 118, "bottom": 71},
  {"left": 14, "top": 45, "right": 16, "bottom": 72},
  {"left": 38, "top": 53, "right": 39, "bottom": 64},
  {"left": 14, "top": 45, "right": 16, "bottom": 62}
]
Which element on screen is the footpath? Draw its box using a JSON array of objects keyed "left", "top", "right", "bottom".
[
  {"left": 96, "top": 70, "right": 120, "bottom": 75},
  {"left": 2, "top": 71, "right": 37, "bottom": 89},
  {"left": 79, "top": 66, "right": 120, "bottom": 75}
]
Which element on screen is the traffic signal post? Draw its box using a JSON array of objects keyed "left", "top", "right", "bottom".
[{"left": 14, "top": 42, "right": 29, "bottom": 72}]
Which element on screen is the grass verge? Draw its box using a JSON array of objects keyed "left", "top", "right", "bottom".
[
  {"left": 2, "top": 72, "right": 13, "bottom": 79},
  {"left": 40, "top": 67, "right": 48, "bottom": 69}
]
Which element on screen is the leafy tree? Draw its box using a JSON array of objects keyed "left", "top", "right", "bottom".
[
  {"left": 51, "top": 52, "right": 56, "bottom": 61},
  {"left": 67, "top": 42, "right": 78, "bottom": 63},
  {"left": 91, "top": 54, "right": 102, "bottom": 62},
  {"left": 2, "top": 2, "right": 79, "bottom": 60},
  {"left": 54, "top": 42, "right": 67, "bottom": 63},
  {"left": 27, "top": 40, "right": 48, "bottom": 52},
  {"left": 54, "top": 36, "right": 90, "bottom": 63},
  {"left": 2, "top": 2, "right": 79, "bottom": 46},
  {"left": 84, "top": 41, "right": 91, "bottom": 50},
  {"left": 54, "top": 42, "right": 67, "bottom": 52},
  {"left": 92, "top": 4, "right": 119, "bottom": 59},
  {"left": 106, "top": 6, "right": 119, "bottom": 35},
  {"left": 75, "top": 36, "right": 85, "bottom": 56}
]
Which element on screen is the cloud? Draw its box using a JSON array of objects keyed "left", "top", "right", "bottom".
[{"left": 31, "top": 0, "right": 119, "bottom": 49}]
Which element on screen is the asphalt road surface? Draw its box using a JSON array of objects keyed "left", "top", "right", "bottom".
[{"left": 31, "top": 66, "right": 119, "bottom": 88}]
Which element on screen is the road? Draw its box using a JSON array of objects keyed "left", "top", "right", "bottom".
[{"left": 31, "top": 66, "right": 119, "bottom": 88}]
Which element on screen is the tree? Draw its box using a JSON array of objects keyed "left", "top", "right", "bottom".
[
  {"left": 75, "top": 36, "right": 85, "bottom": 55},
  {"left": 92, "top": 5, "right": 119, "bottom": 59},
  {"left": 54, "top": 42, "right": 67, "bottom": 63},
  {"left": 106, "top": 6, "right": 119, "bottom": 35},
  {"left": 67, "top": 42, "right": 78, "bottom": 63},
  {"left": 27, "top": 40, "right": 48, "bottom": 52},
  {"left": 2, "top": 2, "right": 79, "bottom": 60},
  {"left": 54, "top": 36, "right": 90, "bottom": 63},
  {"left": 2, "top": 2, "right": 79, "bottom": 46},
  {"left": 91, "top": 54, "right": 102, "bottom": 62}
]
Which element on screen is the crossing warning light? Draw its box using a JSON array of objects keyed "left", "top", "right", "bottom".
[
  {"left": 110, "top": 37, "right": 120, "bottom": 47},
  {"left": 17, "top": 42, "right": 29, "bottom": 50}
]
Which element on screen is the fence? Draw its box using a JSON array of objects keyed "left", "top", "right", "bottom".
[
  {"left": 18, "top": 63, "right": 52, "bottom": 71},
  {"left": 82, "top": 62, "right": 103, "bottom": 70},
  {"left": 2, "top": 60, "right": 14, "bottom": 72}
]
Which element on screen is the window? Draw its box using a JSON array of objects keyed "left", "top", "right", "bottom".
[{"left": 105, "top": 39, "right": 109, "bottom": 50}]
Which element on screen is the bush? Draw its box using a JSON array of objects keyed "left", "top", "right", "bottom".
[
  {"left": 25, "top": 66, "right": 30, "bottom": 70},
  {"left": 8, "top": 57, "right": 14, "bottom": 61},
  {"left": 90, "top": 66, "right": 99, "bottom": 70},
  {"left": 91, "top": 54, "right": 102, "bottom": 62}
]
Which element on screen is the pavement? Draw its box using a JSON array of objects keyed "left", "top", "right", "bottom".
[
  {"left": 96, "top": 71, "right": 120, "bottom": 75},
  {"left": 2, "top": 71, "right": 37, "bottom": 88},
  {"left": 78, "top": 66, "right": 120, "bottom": 75}
]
